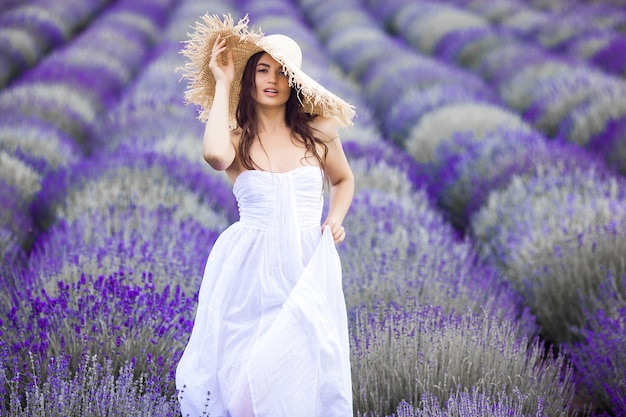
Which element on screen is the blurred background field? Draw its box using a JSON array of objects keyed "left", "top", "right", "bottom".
[{"left": 1, "top": 0, "right": 625, "bottom": 415}]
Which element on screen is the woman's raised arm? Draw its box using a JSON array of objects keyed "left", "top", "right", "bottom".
[{"left": 203, "top": 34, "right": 237, "bottom": 171}]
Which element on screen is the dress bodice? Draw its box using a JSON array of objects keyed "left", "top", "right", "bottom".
[{"left": 233, "top": 166, "right": 324, "bottom": 230}]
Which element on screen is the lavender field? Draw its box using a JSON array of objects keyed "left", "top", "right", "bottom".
[{"left": 1, "top": 0, "right": 625, "bottom": 415}]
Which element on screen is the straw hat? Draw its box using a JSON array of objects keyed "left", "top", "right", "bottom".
[{"left": 180, "top": 14, "right": 356, "bottom": 128}]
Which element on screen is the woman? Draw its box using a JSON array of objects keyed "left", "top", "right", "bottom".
[{"left": 176, "top": 15, "right": 356, "bottom": 417}]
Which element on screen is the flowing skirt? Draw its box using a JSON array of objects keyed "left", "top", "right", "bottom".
[{"left": 176, "top": 226, "right": 352, "bottom": 417}]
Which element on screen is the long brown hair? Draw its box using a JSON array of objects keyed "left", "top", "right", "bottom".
[{"left": 235, "top": 51, "right": 328, "bottom": 171}]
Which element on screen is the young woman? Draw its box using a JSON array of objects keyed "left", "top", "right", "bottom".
[{"left": 175, "top": 15, "right": 356, "bottom": 417}]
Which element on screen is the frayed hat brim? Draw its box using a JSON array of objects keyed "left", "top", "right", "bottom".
[{"left": 179, "top": 14, "right": 356, "bottom": 128}]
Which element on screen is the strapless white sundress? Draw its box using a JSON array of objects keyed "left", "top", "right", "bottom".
[{"left": 176, "top": 166, "right": 352, "bottom": 417}]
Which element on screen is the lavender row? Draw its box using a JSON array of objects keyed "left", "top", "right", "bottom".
[
  {"left": 0, "top": 354, "right": 180, "bottom": 416},
  {"left": 289, "top": 0, "right": 581, "bottom": 413},
  {"left": 365, "top": 0, "right": 626, "bottom": 175},
  {"left": 0, "top": 269, "right": 187, "bottom": 416},
  {"left": 0, "top": 0, "right": 177, "bottom": 149},
  {"left": 361, "top": 0, "right": 626, "bottom": 409},
  {"left": 0, "top": 0, "right": 220, "bottom": 413},
  {"left": 0, "top": 0, "right": 114, "bottom": 87},
  {"left": 441, "top": 0, "right": 626, "bottom": 77},
  {"left": 470, "top": 162, "right": 626, "bottom": 413},
  {"left": 294, "top": 0, "right": 563, "bottom": 234},
  {"left": 0, "top": 0, "right": 178, "bottom": 264},
  {"left": 569, "top": 303, "right": 626, "bottom": 414},
  {"left": 0, "top": 152, "right": 232, "bottom": 410},
  {"left": 340, "top": 143, "right": 560, "bottom": 415}
]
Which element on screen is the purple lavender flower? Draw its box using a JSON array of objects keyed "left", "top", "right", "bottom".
[
  {"left": 573, "top": 32, "right": 626, "bottom": 77},
  {"left": 388, "top": 388, "right": 545, "bottom": 417},
  {"left": 591, "top": 116, "right": 626, "bottom": 175},
  {"left": 569, "top": 305, "right": 626, "bottom": 415}
]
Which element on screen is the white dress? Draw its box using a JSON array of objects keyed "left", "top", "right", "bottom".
[{"left": 176, "top": 166, "right": 353, "bottom": 417}]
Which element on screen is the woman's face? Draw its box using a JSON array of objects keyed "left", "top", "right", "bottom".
[{"left": 253, "top": 53, "right": 290, "bottom": 107}]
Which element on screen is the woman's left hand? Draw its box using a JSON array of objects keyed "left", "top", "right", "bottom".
[{"left": 322, "top": 220, "right": 346, "bottom": 244}]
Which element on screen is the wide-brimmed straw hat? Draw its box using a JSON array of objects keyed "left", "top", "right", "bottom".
[{"left": 179, "top": 14, "right": 356, "bottom": 128}]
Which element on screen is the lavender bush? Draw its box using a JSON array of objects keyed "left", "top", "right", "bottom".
[
  {"left": 569, "top": 305, "right": 626, "bottom": 415},
  {"left": 351, "top": 302, "right": 573, "bottom": 417},
  {"left": 500, "top": 63, "right": 626, "bottom": 142},
  {"left": 433, "top": 26, "right": 503, "bottom": 69},
  {"left": 388, "top": 388, "right": 549, "bottom": 417},
  {"left": 382, "top": 1, "right": 488, "bottom": 55},
  {"left": 24, "top": 207, "right": 221, "bottom": 295},
  {"left": 0, "top": 0, "right": 113, "bottom": 86},
  {"left": 428, "top": 128, "right": 602, "bottom": 229},
  {"left": 0, "top": 151, "right": 41, "bottom": 201},
  {"left": 0, "top": 0, "right": 177, "bottom": 150},
  {"left": 0, "top": 114, "right": 82, "bottom": 174},
  {"left": 440, "top": 0, "right": 524, "bottom": 23},
  {"left": 471, "top": 163, "right": 626, "bottom": 344},
  {"left": 565, "top": 31, "right": 626, "bottom": 76},
  {"left": 0, "top": 82, "right": 102, "bottom": 147},
  {"left": 31, "top": 148, "right": 236, "bottom": 232},
  {"left": 0, "top": 353, "right": 180, "bottom": 417},
  {"left": 0, "top": 226, "right": 22, "bottom": 266},
  {"left": 343, "top": 140, "right": 427, "bottom": 196},
  {"left": 0, "top": 155, "right": 39, "bottom": 255},
  {"left": 380, "top": 84, "right": 498, "bottom": 144},
  {"left": 513, "top": 225, "right": 626, "bottom": 345},
  {"left": 340, "top": 189, "right": 534, "bottom": 335},
  {"left": 471, "top": 162, "right": 623, "bottom": 267},
  {"left": 405, "top": 102, "right": 532, "bottom": 163},
  {"left": 1, "top": 266, "right": 195, "bottom": 394}
]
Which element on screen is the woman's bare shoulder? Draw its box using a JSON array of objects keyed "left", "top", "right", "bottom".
[{"left": 309, "top": 116, "right": 339, "bottom": 142}]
